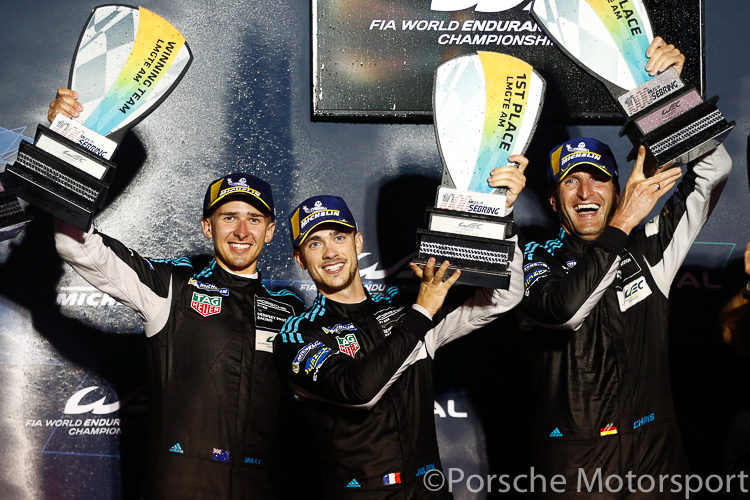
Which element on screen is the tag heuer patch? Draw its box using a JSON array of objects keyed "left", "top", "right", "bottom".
[
  {"left": 336, "top": 333, "right": 360, "bottom": 358},
  {"left": 191, "top": 292, "right": 222, "bottom": 317}
]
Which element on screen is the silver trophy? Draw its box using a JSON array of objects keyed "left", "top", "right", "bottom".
[
  {"left": 532, "top": 0, "right": 733, "bottom": 176},
  {"left": 7, "top": 5, "right": 192, "bottom": 230},
  {"left": 416, "top": 52, "right": 545, "bottom": 288}
]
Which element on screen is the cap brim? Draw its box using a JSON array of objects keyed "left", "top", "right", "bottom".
[
  {"left": 206, "top": 191, "right": 272, "bottom": 215},
  {"left": 557, "top": 161, "right": 614, "bottom": 182},
  {"left": 296, "top": 219, "right": 356, "bottom": 246}
]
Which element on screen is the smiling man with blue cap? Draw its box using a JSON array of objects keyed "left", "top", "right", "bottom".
[
  {"left": 519, "top": 38, "right": 732, "bottom": 497},
  {"left": 274, "top": 166, "right": 527, "bottom": 498}
]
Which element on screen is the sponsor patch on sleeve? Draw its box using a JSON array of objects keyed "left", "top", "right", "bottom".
[
  {"left": 304, "top": 347, "right": 332, "bottom": 377},
  {"left": 523, "top": 261, "right": 550, "bottom": 273},
  {"left": 292, "top": 341, "right": 324, "bottom": 374},
  {"left": 524, "top": 268, "right": 550, "bottom": 289}
]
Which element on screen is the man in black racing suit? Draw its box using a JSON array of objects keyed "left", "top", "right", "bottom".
[
  {"left": 54, "top": 165, "right": 303, "bottom": 497},
  {"left": 273, "top": 155, "right": 527, "bottom": 499},
  {"left": 520, "top": 38, "right": 732, "bottom": 497}
]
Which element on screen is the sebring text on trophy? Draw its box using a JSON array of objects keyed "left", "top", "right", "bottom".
[
  {"left": 8, "top": 5, "right": 193, "bottom": 230},
  {"left": 416, "top": 52, "right": 545, "bottom": 289},
  {"left": 532, "top": 0, "right": 734, "bottom": 176}
]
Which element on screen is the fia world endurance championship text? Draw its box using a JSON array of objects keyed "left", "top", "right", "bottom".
[{"left": 421, "top": 467, "right": 749, "bottom": 498}]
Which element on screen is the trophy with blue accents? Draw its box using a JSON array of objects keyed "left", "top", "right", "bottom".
[
  {"left": 415, "top": 52, "right": 545, "bottom": 288},
  {"left": 532, "top": 0, "right": 734, "bottom": 176},
  {"left": 7, "top": 5, "right": 192, "bottom": 230}
]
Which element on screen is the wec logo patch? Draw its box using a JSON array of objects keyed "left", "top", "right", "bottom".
[
  {"left": 191, "top": 292, "right": 222, "bottom": 317},
  {"left": 336, "top": 333, "right": 361, "bottom": 358},
  {"left": 616, "top": 276, "right": 652, "bottom": 312}
]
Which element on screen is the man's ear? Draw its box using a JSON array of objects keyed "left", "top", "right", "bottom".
[
  {"left": 201, "top": 217, "right": 212, "bottom": 238},
  {"left": 264, "top": 221, "right": 276, "bottom": 244},
  {"left": 548, "top": 191, "right": 558, "bottom": 213},
  {"left": 293, "top": 248, "right": 307, "bottom": 271},
  {"left": 355, "top": 232, "right": 363, "bottom": 256}
]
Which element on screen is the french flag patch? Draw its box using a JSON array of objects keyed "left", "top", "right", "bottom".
[{"left": 383, "top": 472, "right": 401, "bottom": 485}]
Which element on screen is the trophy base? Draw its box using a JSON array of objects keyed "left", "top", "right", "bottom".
[
  {"left": 623, "top": 106, "right": 734, "bottom": 175},
  {"left": 619, "top": 84, "right": 734, "bottom": 176},
  {"left": 639, "top": 121, "right": 734, "bottom": 175},
  {"left": 6, "top": 126, "right": 116, "bottom": 231},
  {"left": 0, "top": 174, "right": 33, "bottom": 241},
  {"left": 415, "top": 229, "right": 515, "bottom": 289},
  {"left": 426, "top": 207, "right": 512, "bottom": 241}
]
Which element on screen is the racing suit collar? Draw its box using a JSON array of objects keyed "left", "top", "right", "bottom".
[
  {"left": 560, "top": 226, "right": 595, "bottom": 255},
  {"left": 208, "top": 258, "right": 264, "bottom": 290},
  {"left": 315, "top": 288, "right": 374, "bottom": 318}
]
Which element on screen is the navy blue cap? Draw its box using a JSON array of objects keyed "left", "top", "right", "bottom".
[
  {"left": 203, "top": 173, "right": 274, "bottom": 219},
  {"left": 548, "top": 138, "right": 619, "bottom": 185},
  {"left": 289, "top": 195, "right": 357, "bottom": 247}
]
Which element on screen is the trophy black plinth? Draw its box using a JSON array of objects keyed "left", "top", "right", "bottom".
[
  {"left": 415, "top": 225, "right": 515, "bottom": 290},
  {"left": 0, "top": 173, "right": 33, "bottom": 241},
  {"left": 613, "top": 68, "right": 734, "bottom": 176},
  {"left": 7, "top": 125, "right": 116, "bottom": 231},
  {"left": 619, "top": 90, "right": 735, "bottom": 176},
  {"left": 425, "top": 207, "right": 512, "bottom": 241}
]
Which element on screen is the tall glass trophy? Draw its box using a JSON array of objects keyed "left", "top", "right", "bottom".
[
  {"left": 532, "top": 0, "right": 734, "bottom": 176},
  {"left": 415, "top": 52, "right": 545, "bottom": 289},
  {"left": 7, "top": 5, "right": 193, "bottom": 230}
]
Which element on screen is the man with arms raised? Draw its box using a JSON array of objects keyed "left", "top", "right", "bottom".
[
  {"left": 273, "top": 157, "right": 527, "bottom": 498},
  {"left": 51, "top": 92, "right": 303, "bottom": 499},
  {"left": 520, "top": 39, "right": 732, "bottom": 498}
]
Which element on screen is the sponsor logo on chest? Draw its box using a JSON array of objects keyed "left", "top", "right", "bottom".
[
  {"left": 188, "top": 277, "right": 229, "bottom": 296},
  {"left": 375, "top": 307, "right": 406, "bottom": 336},
  {"left": 336, "top": 333, "right": 361, "bottom": 358},
  {"left": 322, "top": 323, "right": 357, "bottom": 335},
  {"left": 255, "top": 296, "right": 297, "bottom": 352},
  {"left": 616, "top": 276, "right": 652, "bottom": 312},
  {"left": 190, "top": 292, "right": 222, "bottom": 317}
]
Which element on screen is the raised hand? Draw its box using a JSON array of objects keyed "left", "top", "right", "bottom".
[
  {"left": 48, "top": 88, "right": 83, "bottom": 123},
  {"left": 645, "top": 36, "right": 685, "bottom": 77},
  {"left": 409, "top": 258, "right": 461, "bottom": 317},
  {"left": 488, "top": 154, "right": 529, "bottom": 209},
  {"left": 609, "top": 146, "right": 682, "bottom": 235}
]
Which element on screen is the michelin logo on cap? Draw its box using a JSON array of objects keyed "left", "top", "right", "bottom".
[
  {"left": 566, "top": 142, "right": 589, "bottom": 153},
  {"left": 561, "top": 151, "right": 602, "bottom": 167},
  {"left": 562, "top": 142, "right": 602, "bottom": 167},
  {"left": 221, "top": 185, "right": 261, "bottom": 196},
  {"left": 227, "top": 177, "right": 250, "bottom": 187},
  {"left": 301, "top": 210, "right": 342, "bottom": 229},
  {"left": 303, "top": 200, "right": 326, "bottom": 214}
]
